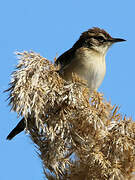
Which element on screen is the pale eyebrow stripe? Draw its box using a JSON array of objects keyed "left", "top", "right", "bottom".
[{"left": 98, "top": 33, "right": 106, "bottom": 39}]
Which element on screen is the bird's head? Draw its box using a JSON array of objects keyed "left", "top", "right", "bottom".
[{"left": 73, "top": 27, "right": 126, "bottom": 55}]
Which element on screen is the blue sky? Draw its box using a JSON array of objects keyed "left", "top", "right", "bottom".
[{"left": 1, "top": 0, "right": 135, "bottom": 179}]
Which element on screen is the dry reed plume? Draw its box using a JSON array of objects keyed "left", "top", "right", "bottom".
[{"left": 6, "top": 51, "right": 135, "bottom": 180}]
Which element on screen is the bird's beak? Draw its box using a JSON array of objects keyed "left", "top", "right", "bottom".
[{"left": 110, "top": 38, "right": 126, "bottom": 43}]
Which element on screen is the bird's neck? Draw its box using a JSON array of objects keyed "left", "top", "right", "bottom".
[
  {"left": 74, "top": 48, "right": 106, "bottom": 91},
  {"left": 91, "top": 44, "right": 109, "bottom": 56},
  {"left": 75, "top": 47, "right": 106, "bottom": 65}
]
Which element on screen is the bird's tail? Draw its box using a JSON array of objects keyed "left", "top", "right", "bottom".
[{"left": 6, "top": 118, "right": 25, "bottom": 140}]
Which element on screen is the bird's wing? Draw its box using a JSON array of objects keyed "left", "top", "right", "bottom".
[
  {"left": 55, "top": 37, "right": 84, "bottom": 70},
  {"left": 55, "top": 47, "right": 76, "bottom": 70}
]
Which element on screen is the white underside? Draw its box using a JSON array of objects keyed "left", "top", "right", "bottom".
[
  {"left": 77, "top": 54, "right": 106, "bottom": 90},
  {"left": 63, "top": 49, "right": 106, "bottom": 91}
]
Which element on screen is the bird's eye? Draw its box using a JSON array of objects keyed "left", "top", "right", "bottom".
[
  {"left": 97, "top": 36, "right": 105, "bottom": 41},
  {"left": 94, "top": 36, "right": 105, "bottom": 42}
]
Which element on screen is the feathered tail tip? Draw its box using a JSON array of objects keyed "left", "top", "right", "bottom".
[{"left": 6, "top": 51, "right": 135, "bottom": 180}]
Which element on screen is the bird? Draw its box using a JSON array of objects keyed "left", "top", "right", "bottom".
[{"left": 6, "top": 27, "right": 126, "bottom": 140}]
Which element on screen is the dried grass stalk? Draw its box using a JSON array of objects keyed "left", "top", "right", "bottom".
[{"left": 6, "top": 51, "right": 135, "bottom": 180}]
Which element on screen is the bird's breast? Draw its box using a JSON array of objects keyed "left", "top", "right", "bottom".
[
  {"left": 81, "top": 57, "right": 106, "bottom": 90},
  {"left": 62, "top": 49, "right": 106, "bottom": 91}
]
